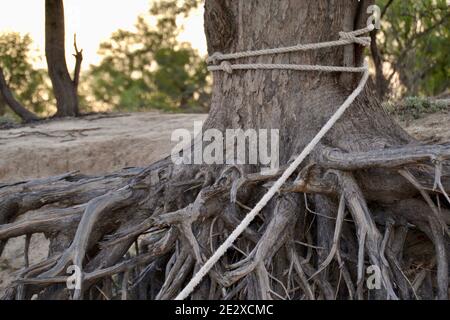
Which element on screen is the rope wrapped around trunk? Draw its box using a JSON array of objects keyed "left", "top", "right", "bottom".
[{"left": 175, "top": 24, "right": 374, "bottom": 301}]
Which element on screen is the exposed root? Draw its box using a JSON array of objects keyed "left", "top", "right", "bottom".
[
  {"left": 399, "top": 169, "right": 449, "bottom": 299},
  {"left": 309, "top": 194, "right": 346, "bottom": 280},
  {"left": 39, "top": 187, "right": 135, "bottom": 299},
  {"left": 0, "top": 142, "right": 449, "bottom": 300},
  {"left": 337, "top": 171, "right": 398, "bottom": 299}
]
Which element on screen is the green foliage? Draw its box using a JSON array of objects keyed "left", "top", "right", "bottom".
[
  {"left": 0, "top": 113, "right": 17, "bottom": 128},
  {"left": 0, "top": 32, "right": 54, "bottom": 115},
  {"left": 384, "top": 96, "right": 449, "bottom": 120},
  {"left": 87, "top": 0, "right": 210, "bottom": 112},
  {"left": 376, "top": 0, "right": 449, "bottom": 97}
]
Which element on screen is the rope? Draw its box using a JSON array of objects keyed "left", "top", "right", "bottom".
[
  {"left": 175, "top": 24, "right": 373, "bottom": 301},
  {"left": 209, "top": 62, "right": 367, "bottom": 74},
  {"left": 206, "top": 24, "right": 373, "bottom": 64}
]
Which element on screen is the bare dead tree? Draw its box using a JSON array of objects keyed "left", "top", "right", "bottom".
[
  {"left": 45, "top": 0, "right": 80, "bottom": 117},
  {"left": 0, "top": 0, "right": 449, "bottom": 300},
  {"left": 0, "top": 2, "right": 83, "bottom": 122},
  {"left": 72, "top": 34, "right": 83, "bottom": 92}
]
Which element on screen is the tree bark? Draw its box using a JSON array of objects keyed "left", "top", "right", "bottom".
[
  {"left": 72, "top": 34, "right": 83, "bottom": 92},
  {"left": 370, "top": 30, "right": 390, "bottom": 99},
  {"left": 0, "top": 95, "right": 6, "bottom": 116},
  {"left": 370, "top": 0, "right": 394, "bottom": 99},
  {"left": 204, "top": 0, "right": 411, "bottom": 162},
  {"left": 45, "top": 0, "right": 79, "bottom": 117}
]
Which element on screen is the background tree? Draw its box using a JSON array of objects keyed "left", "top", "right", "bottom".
[
  {"left": 372, "top": 0, "right": 449, "bottom": 98},
  {"left": 0, "top": 33, "right": 52, "bottom": 122},
  {"left": 88, "top": 0, "right": 209, "bottom": 112},
  {"left": 1, "top": 0, "right": 449, "bottom": 301},
  {"left": 45, "top": 0, "right": 81, "bottom": 117}
]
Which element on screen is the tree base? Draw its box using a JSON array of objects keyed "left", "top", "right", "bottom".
[{"left": 1, "top": 143, "right": 449, "bottom": 300}]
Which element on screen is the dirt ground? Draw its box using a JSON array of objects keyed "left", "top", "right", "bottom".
[
  {"left": 0, "top": 112, "right": 207, "bottom": 182},
  {"left": 0, "top": 110, "right": 449, "bottom": 295},
  {"left": 398, "top": 111, "right": 450, "bottom": 144}
]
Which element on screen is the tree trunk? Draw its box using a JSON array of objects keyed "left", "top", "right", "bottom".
[
  {"left": 0, "top": 95, "right": 6, "bottom": 116},
  {"left": 45, "top": 0, "right": 79, "bottom": 117},
  {"left": 1, "top": 0, "right": 448, "bottom": 300},
  {"left": 204, "top": 0, "right": 411, "bottom": 161},
  {"left": 370, "top": 31, "right": 390, "bottom": 99},
  {"left": 0, "top": 67, "right": 39, "bottom": 122}
]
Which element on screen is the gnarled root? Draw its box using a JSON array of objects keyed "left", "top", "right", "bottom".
[{"left": 1, "top": 144, "right": 449, "bottom": 300}]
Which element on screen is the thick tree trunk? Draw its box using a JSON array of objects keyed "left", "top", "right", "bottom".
[
  {"left": 199, "top": 0, "right": 447, "bottom": 299},
  {"left": 204, "top": 0, "right": 410, "bottom": 160},
  {"left": 0, "top": 0, "right": 448, "bottom": 301},
  {"left": 45, "top": 0, "right": 79, "bottom": 117}
]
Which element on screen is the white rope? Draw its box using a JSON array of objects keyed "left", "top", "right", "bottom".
[
  {"left": 208, "top": 62, "right": 367, "bottom": 74},
  {"left": 206, "top": 24, "right": 374, "bottom": 64},
  {"left": 175, "top": 24, "right": 373, "bottom": 300}
]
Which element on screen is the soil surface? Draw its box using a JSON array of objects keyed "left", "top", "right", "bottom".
[{"left": 0, "top": 112, "right": 207, "bottom": 182}]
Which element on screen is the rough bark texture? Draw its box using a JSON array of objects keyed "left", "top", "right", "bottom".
[
  {"left": 0, "top": 0, "right": 448, "bottom": 300},
  {"left": 45, "top": 0, "right": 79, "bottom": 117},
  {"left": 204, "top": 0, "right": 410, "bottom": 158}
]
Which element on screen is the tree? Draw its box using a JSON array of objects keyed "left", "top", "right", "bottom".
[
  {"left": 88, "top": 0, "right": 209, "bottom": 112},
  {"left": 1, "top": 0, "right": 449, "bottom": 300},
  {"left": 0, "top": 33, "right": 50, "bottom": 122},
  {"left": 372, "top": 0, "right": 449, "bottom": 98},
  {"left": 0, "top": 0, "right": 83, "bottom": 122},
  {"left": 45, "top": 0, "right": 81, "bottom": 117},
  {"left": 0, "top": 69, "right": 39, "bottom": 122}
]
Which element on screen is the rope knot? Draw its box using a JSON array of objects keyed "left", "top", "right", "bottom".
[
  {"left": 207, "top": 52, "right": 223, "bottom": 65},
  {"left": 220, "top": 61, "right": 233, "bottom": 74},
  {"left": 339, "top": 31, "right": 371, "bottom": 47}
]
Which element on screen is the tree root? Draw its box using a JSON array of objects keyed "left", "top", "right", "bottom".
[{"left": 0, "top": 143, "right": 449, "bottom": 300}]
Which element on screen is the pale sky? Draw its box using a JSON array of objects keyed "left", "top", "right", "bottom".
[{"left": 0, "top": 0, "right": 207, "bottom": 69}]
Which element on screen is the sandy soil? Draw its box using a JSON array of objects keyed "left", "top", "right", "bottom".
[
  {"left": 0, "top": 110, "right": 448, "bottom": 295},
  {"left": 399, "top": 111, "right": 450, "bottom": 144},
  {"left": 0, "top": 112, "right": 207, "bottom": 183}
]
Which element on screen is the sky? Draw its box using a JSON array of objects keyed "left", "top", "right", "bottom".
[{"left": 0, "top": 0, "right": 207, "bottom": 69}]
